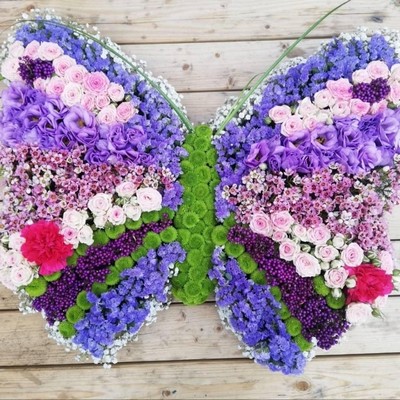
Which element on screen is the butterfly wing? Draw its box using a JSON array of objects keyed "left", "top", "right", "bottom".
[
  {"left": 210, "top": 31, "right": 400, "bottom": 374},
  {"left": 0, "top": 11, "right": 189, "bottom": 364}
]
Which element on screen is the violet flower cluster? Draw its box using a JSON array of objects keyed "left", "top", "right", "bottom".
[
  {"left": 33, "top": 219, "right": 171, "bottom": 324},
  {"left": 73, "top": 242, "right": 186, "bottom": 360},
  {"left": 227, "top": 226, "right": 349, "bottom": 349},
  {"left": 209, "top": 247, "right": 306, "bottom": 375}
]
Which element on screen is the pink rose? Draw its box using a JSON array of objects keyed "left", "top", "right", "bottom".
[
  {"left": 313, "top": 89, "right": 334, "bottom": 109},
  {"left": 249, "top": 213, "right": 273, "bottom": 237},
  {"left": 81, "top": 94, "right": 96, "bottom": 112},
  {"left": 10, "top": 263, "right": 34, "bottom": 287},
  {"left": 97, "top": 104, "right": 117, "bottom": 125},
  {"left": 23, "top": 40, "right": 40, "bottom": 59},
  {"left": 324, "top": 267, "right": 348, "bottom": 289},
  {"left": 341, "top": 242, "right": 364, "bottom": 267},
  {"left": 326, "top": 78, "right": 353, "bottom": 100},
  {"left": 116, "top": 181, "right": 136, "bottom": 198},
  {"left": 366, "top": 60, "right": 389, "bottom": 80},
  {"left": 136, "top": 188, "right": 163, "bottom": 212},
  {"left": 307, "top": 225, "right": 331, "bottom": 245},
  {"left": 108, "top": 82, "right": 125, "bottom": 102},
  {"left": 116, "top": 101, "right": 136, "bottom": 123},
  {"left": 60, "top": 82, "right": 83, "bottom": 107},
  {"left": 37, "top": 42, "right": 63, "bottom": 61},
  {"left": 83, "top": 71, "right": 110, "bottom": 94},
  {"left": 281, "top": 115, "right": 303, "bottom": 137},
  {"left": 346, "top": 302, "right": 371, "bottom": 325},
  {"left": 315, "top": 245, "right": 339, "bottom": 262},
  {"left": 303, "top": 116, "right": 319, "bottom": 131},
  {"left": 93, "top": 214, "right": 108, "bottom": 229},
  {"left": 297, "top": 97, "right": 318, "bottom": 117},
  {"left": 390, "top": 64, "right": 400, "bottom": 81},
  {"left": 351, "top": 69, "right": 371, "bottom": 84},
  {"left": 388, "top": 81, "right": 400, "bottom": 104},
  {"left": 95, "top": 94, "right": 111, "bottom": 110},
  {"left": 62, "top": 209, "right": 87, "bottom": 230},
  {"left": 107, "top": 206, "right": 127, "bottom": 225},
  {"left": 88, "top": 193, "right": 112, "bottom": 215},
  {"left": 350, "top": 98, "right": 370, "bottom": 117},
  {"left": 1, "top": 58, "right": 21, "bottom": 81},
  {"left": 272, "top": 230, "right": 287, "bottom": 242},
  {"left": 268, "top": 105, "right": 292, "bottom": 123},
  {"left": 270, "top": 211, "right": 294, "bottom": 232},
  {"left": 379, "top": 250, "right": 394, "bottom": 274},
  {"left": 53, "top": 55, "right": 76, "bottom": 76},
  {"left": 331, "top": 100, "right": 351, "bottom": 117},
  {"left": 9, "top": 41, "right": 24, "bottom": 58},
  {"left": 370, "top": 99, "right": 388, "bottom": 115},
  {"left": 64, "top": 65, "right": 88, "bottom": 83},
  {"left": 46, "top": 77, "right": 66, "bottom": 96},
  {"left": 292, "top": 224, "right": 308, "bottom": 242},
  {"left": 279, "top": 239, "right": 300, "bottom": 261},
  {"left": 61, "top": 226, "right": 79, "bottom": 247},
  {"left": 293, "top": 252, "right": 321, "bottom": 277}
]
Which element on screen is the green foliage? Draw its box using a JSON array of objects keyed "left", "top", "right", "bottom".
[
  {"left": 92, "top": 282, "right": 108, "bottom": 296},
  {"left": 190, "top": 200, "right": 207, "bottom": 218},
  {"left": 171, "top": 272, "right": 189, "bottom": 288},
  {"left": 67, "top": 252, "right": 79, "bottom": 266},
  {"left": 285, "top": 317, "right": 302, "bottom": 337},
  {"left": 131, "top": 246, "right": 148, "bottom": 262},
  {"left": 278, "top": 303, "right": 291, "bottom": 320},
  {"left": 66, "top": 305, "right": 85, "bottom": 324},
  {"left": 105, "top": 270, "right": 121, "bottom": 286},
  {"left": 187, "top": 249, "right": 203, "bottom": 267},
  {"left": 189, "top": 150, "right": 207, "bottom": 167},
  {"left": 191, "top": 221, "right": 206, "bottom": 234},
  {"left": 105, "top": 224, "right": 126, "bottom": 239},
  {"left": 225, "top": 242, "right": 245, "bottom": 258},
  {"left": 76, "top": 291, "right": 92, "bottom": 311},
  {"left": 223, "top": 214, "right": 236, "bottom": 228},
  {"left": 192, "top": 183, "right": 209, "bottom": 199},
  {"left": 270, "top": 286, "right": 282, "bottom": 302},
  {"left": 194, "top": 124, "right": 213, "bottom": 138},
  {"left": 188, "top": 233, "right": 205, "bottom": 249},
  {"left": 93, "top": 230, "right": 109, "bottom": 246},
  {"left": 125, "top": 218, "right": 143, "bottom": 230},
  {"left": 25, "top": 277, "right": 47, "bottom": 297},
  {"left": 250, "top": 269, "right": 267, "bottom": 285},
  {"left": 142, "top": 210, "right": 160, "bottom": 224},
  {"left": 194, "top": 166, "right": 212, "bottom": 183},
  {"left": 76, "top": 243, "right": 88, "bottom": 256},
  {"left": 313, "top": 276, "right": 331, "bottom": 297},
  {"left": 115, "top": 256, "right": 134, "bottom": 271},
  {"left": 160, "top": 207, "right": 175, "bottom": 220},
  {"left": 182, "top": 212, "right": 200, "bottom": 229},
  {"left": 184, "top": 280, "right": 203, "bottom": 298},
  {"left": 181, "top": 159, "right": 194, "bottom": 173},
  {"left": 211, "top": 226, "right": 228, "bottom": 245},
  {"left": 58, "top": 321, "right": 76, "bottom": 339},
  {"left": 177, "top": 229, "right": 191, "bottom": 246},
  {"left": 326, "top": 293, "right": 346, "bottom": 309},
  {"left": 160, "top": 226, "right": 178, "bottom": 243},
  {"left": 43, "top": 272, "right": 61, "bottom": 282},
  {"left": 206, "top": 148, "right": 218, "bottom": 165},
  {"left": 294, "top": 334, "right": 313, "bottom": 352},
  {"left": 193, "top": 136, "right": 210, "bottom": 152},
  {"left": 143, "top": 232, "right": 162, "bottom": 249}
]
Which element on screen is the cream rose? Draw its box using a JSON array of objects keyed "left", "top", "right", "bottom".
[
  {"left": 95, "top": 94, "right": 111, "bottom": 110},
  {"left": 1, "top": 58, "right": 21, "bottom": 81},
  {"left": 116, "top": 101, "right": 136, "bottom": 123},
  {"left": 272, "top": 230, "right": 288, "bottom": 242},
  {"left": 352, "top": 69, "right": 371, "bottom": 84},
  {"left": 97, "top": 104, "right": 117, "bottom": 124},
  {"left": 8, "top": 232, "right": 25, "bottom": 251},
  {"left": 53, "top": 55, "right": 76, "bottom": 76},
  {"left": 108, "top": 82, "right": 125, "bottom": 102},
  {"left": 314, "top": 245, "right": 339, "bottom": 262},
  {"left": 314, "top": 89, "right": 334, "bottom": 109},
  {"left": 63, "top": 209, "right": 88, "bottom": 230},
  {"left": 297, "top": 97, "right": 318, "bottom": 117},
  {"left": 292, "top": 224, "right": 308, "bottom": 242},
  {"left": 78, "top": 225, "right": 94, "bottom": 246},
  {"left": 346, "top": 302, "right": 371, "bottom": 324},
  {"left": 293, "top": 252, "right": 321, "bottom": 278},
  {"left": 366, "top": 60, "right": 390, "bottom": 80},
  {"left": 332, "top": 234, "right": 346, "bottom": 249},
  {"left": 60, "top": 82, "right": 84, "bottom": 107},
  {"left": 38, "top": 42, "right": 63, "bottom": 61},
  {"left": 93, "top": 214, "right": 108, "bottom": 229},
  {"left": 281, "top": 115, "right": 304, "bottom": 137},
  {"left": 23, "top": 40, "right": 40, "bottom": 59},
  {"left": 116, "top": 181, "right": 136, "bottom": 198},
  {"left": 46, "top": 77, "right": 66, "bottom": 96},
  {"left": 268, "top": 105, "right": 292, "bottom": 123},
  {"left": 64, "top": 65, "right": 88, "bottom": 83},
  {"left": 341, "top": 242, "right": 364, "bottom": 267},
  {"left": 123, "top": 203, "right": 142, "bottom": 221},
  {"left": 10, "top": 263, "right": 34, "bottom": 287},
  {"left": 350, "top": 98, "right": 370, "bottom": 117},
  {"left": 136, "top": 188, "right": 163, "bottom": 212},
  {"left": 379, "top": 250, "right": 394, "bottom": 274},
  {"left": 88, "top": 193, "right": 112, "bottom": 215}
]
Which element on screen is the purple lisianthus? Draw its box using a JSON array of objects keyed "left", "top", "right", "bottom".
[
  {"left": 335, "top": 115, "right": 364, "bottom": 148},
  {"left": 285, "top": 129, "right": 311, "bottom": 151},
  {"left": 63, "top": 106, "right": 98, "bottom": 147},
  {"left": 335, "top": 147, "right": 360, "bottom": 174},
  {"left": 245, "top": 139, "right": 270, "bottom": 168},
  {"left": 379, "top": 108, "right": 400, "bottom": 151},
  {"left": 310, "top": 124, "right": 338, "bottom": 151},
  {"left": 298, "top": 151, "right": 322, "bottom": 174},
  {"left": 357, "top": 141, "right": 382, "bottom": 171},
  {"left": 358, "top": 112, "right": 382, "bottom": 141}
]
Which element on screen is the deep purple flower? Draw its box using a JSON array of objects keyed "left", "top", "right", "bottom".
[
  {"left": 285, "top": 129, "right": 311, "bottom": 151},
  {"left": 357, "top": 141, "right": 382, "bottom": 171},
  {"left": 358, "top": 113, "right": 382, "bottom": 141},
  {"left": 63, "top": 106, "right": 98, "bottom": 147},
  {"left": 335, "top": 115, "right": 364, "bottom": 148},
  {"left": 335, "top": 147, "right": 360, "bottom": 174},
  {"left": 245, "top": 139, "right": 270, "bottom": 168}
]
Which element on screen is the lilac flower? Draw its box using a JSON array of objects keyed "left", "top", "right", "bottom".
[
  {"left": 310, "top": 124, "right": 338, "bottom": 151},
  {"left": 245, "top": 140, "right": 270, "bottom": 168}
]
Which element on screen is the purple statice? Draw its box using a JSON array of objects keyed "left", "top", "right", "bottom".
[
  {"left": 32, "top": 218, "right": 172, "bottom": 324},
  {"left": 227, "top": 226, "right": 349, "bottom": 350},
  {"left": 14, "top": 20, "right": 186, "bottom": 176},
  {"left": 209, "top": 247, "right": 306, "bottom": 375},
  {"left": 214, "top": 34, "right": 399, "bottom": 218},
  {"left": 18, "top": 56, "right": 54, "bottom": 85},
  {"left": 72, "top": 242, "right": 185, "bottom": 360}
]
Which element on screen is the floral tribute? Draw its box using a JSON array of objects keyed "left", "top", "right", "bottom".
[
  {"left": 0, "top": 11, "right": 190, "bottom": 365},
  {"left": 211, "top": 29, "right": 400, "bottom": 374}
]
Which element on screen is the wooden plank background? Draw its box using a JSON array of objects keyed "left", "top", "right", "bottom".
[{"left": 1, "top": 0, "right": 400, "bottom": 399}]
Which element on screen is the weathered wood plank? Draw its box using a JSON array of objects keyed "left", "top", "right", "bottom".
[
  {"left": 0, "top": 0, "right": 397, "bottom": 44},
  {"left": 0, "top": 355, "right": 399, "bottom": 399},
  {"left": 0, "top": 297, "right": 399, "bottom": 367}
]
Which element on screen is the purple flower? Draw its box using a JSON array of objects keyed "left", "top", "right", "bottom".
[
  {"left": 63, "top": 106, "right": 98, "bottom": 147},
  {"left": 310, "top": 124, "right": 338, "bottom": 151},
  {"left": 245, "top": 140, "right": 270, "bottom": 168},
  {"left": 357, "top": 141, "right": 382, "bottom": 171},
  {"left": 335, "top": 115, "right": 364, "bottom": 148}
]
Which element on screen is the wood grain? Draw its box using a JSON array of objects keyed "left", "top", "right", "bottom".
[
  {"left": 0, "top": 0, "right": 398, "bottom": 44},
  {"left": 0, "top": 355, "right": 399, "bottom": 399}
]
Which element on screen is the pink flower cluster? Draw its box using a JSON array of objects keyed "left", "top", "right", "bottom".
[
  {"left": 268, "top": 61, "right": 399, "bottom": 136},
  {"left": 0, "top": 40, "right": 137, "bottom": 124},
  {"left": 0, "top": 145, "right": 176, "bottom": 235}
]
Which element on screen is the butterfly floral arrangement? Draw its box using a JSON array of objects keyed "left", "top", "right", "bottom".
[{"left": 0, "top": 6, "right": 399, "bottom": 375}]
